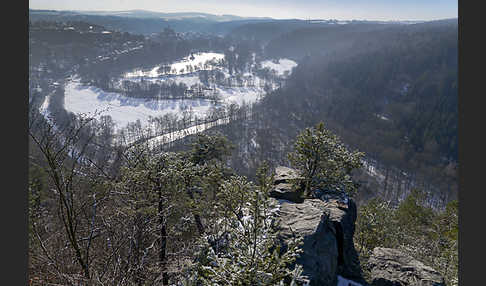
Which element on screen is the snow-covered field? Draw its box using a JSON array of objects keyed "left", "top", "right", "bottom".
[
  {"left": 63, "top": 77, "right": 214, "bottom": 131},
  {"left": 39, "top": 54, "right": 298, "bottom": 146},
  {"left": 56, "top": 75, "right": 264, "bottom": 132},
  {"left": 124, "top": 52, "right": 224, "bottom": 78},
  {"left": 118, "top": 74, "right": 202, "bottom": 88},
  {"left": 216, "top": 85, "right": 262, "bottom": 105},
  {"left": 261, "top": 58, "right": 298, "bottom": 76},
  {"left": 170, "top": 52, "right": 224, "bottom": 74},
  {"left": 167, "top": 75, "right": 201, "bottom": 87}
]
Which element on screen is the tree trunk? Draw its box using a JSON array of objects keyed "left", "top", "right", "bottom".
[
  {"left": 158, "top": 186, "right": 169, "bottom": 285},
  {"left": 159, "top": 196, "right": 169, "bottom": 285},
  {"left": 186, "top": 188, "right": 205, "bottom": 235}
]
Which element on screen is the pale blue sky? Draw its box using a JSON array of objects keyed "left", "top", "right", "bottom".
[{"left": 29, "top": 0, "right": 457, "bottom": 21}]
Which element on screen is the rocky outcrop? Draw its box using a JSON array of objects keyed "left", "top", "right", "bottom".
[
  {"left": 367, "top": 247, "right": 445, "bottom": 286},
  {"left": 269, "top": 166, "right": 445, "bottom": 286},
  {"left": 271, "top": 195, "right": 365, "bottom": 285},
  {"left": 324, "top": 197, "right": 363, "bottom": 282},
  {"left": 271, "top": 183, "right": 305, "bottom": 203},
  {"left": 273, "top": 166, "right": 305, "bottom": 185},
  {"left": 270, "top": 166, "right": 305, "bottom": 203},
  {"left": 273, "top": 198, "right": 338, "bottom": 285},
  {"left": 269, "top": 166, "right": 365, "bottom": 285}
]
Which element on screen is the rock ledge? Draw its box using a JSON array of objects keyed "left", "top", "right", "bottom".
[{"left": 367, "top": 247, "right": 445, "bottom": 286}]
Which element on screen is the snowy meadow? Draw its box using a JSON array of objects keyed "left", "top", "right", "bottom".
[{"left": 40, "top": 52, "right": 298, "bottom": 143}]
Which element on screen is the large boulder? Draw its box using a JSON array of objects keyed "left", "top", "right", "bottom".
[
  {"left": 270, "top": 166, "right": 305, "bottom": 203},
  {"left": 272, "top": 196, "right": 365, "bottom": 286},
  {"left": 367, "top": 247, "right": 445, "bottom": 286},
  {"left": 270, "top": 183, "right": 305, "bottom": 203},
  {"left": 273, "top": 166, "right": 305, "bottom": 184}
]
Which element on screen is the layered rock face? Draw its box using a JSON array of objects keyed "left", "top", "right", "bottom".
[
  {"left": 366, "top": 248, "right": 445, "bottom": 286},
  {"left": 270, "top": 166, "right": 365, "bottom": 286},
  {"left": 269, "top": 167, "right": 446, "bottom": 286},
  {"left": 273, "top": 198, "right": 338, "bottom": 285},
  {"left": 270, "top": 166, "right": 305, "bottom": 203}
]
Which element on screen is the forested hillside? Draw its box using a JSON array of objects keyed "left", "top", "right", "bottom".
[
  {"left": 207, "top": 20, "right": 458, "bottom": 207},
  {"left": 263, "top": 23, "right": 391, "bottom": 60},
  {"left": 28, "top": 11, "right": 458, "bottom": 285}
]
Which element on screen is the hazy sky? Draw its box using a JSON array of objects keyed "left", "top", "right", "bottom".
[{"left": 29, "top": 0, "right": 457, "bottom": 21}]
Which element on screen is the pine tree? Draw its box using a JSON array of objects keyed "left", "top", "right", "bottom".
[
  {"left": 288, "top": 122, "right": 364, "bottom": 197},
  {"left": 186, "top": 163, "right": 305, "bottom": 285}
]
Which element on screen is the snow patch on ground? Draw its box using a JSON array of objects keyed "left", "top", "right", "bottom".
[
  {"left": 39, "top": 94, "right": 50, "bottom": 115},
  {"left": 375, "top": 113, "right": 390, "bottom": 121},
  {"left": 362, "top": 160, "right": 386, "bottom": 182},
  {"left": 143, "top": 117, "right": 229, "bottom": 148},
  {"left": 217, "top": 86, "right": 262, "bottom": 105},
  {"left": 260, "top": 58, "right": 298, "bottom": 76}
]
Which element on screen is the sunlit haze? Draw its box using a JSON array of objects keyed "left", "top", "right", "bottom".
[{"left": 29, "top": 0, "right": 457, "bottom": 21}]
